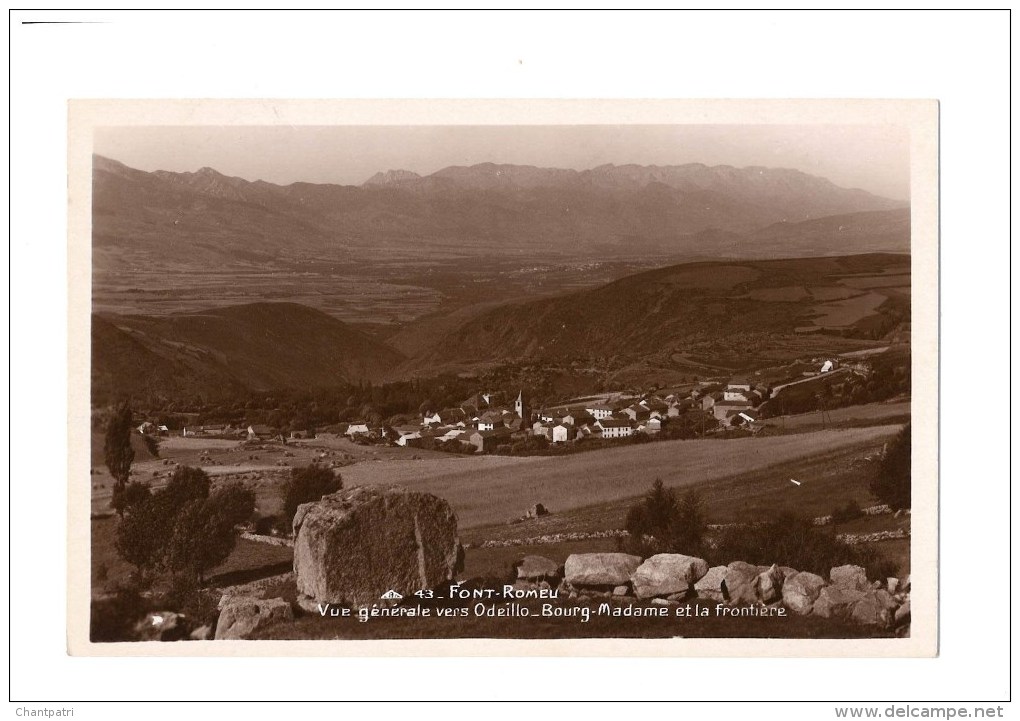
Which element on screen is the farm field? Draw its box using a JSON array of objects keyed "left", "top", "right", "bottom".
[
  {"left": 760, "top": 399, "right": 911, "bottom": 432},
  {"left": 340, "top": 425, "right": 904, "bottom": 529},
  {"left": 460, "top": 435, "right": 897, "bottom": 547},
  {"left": 90, "top": 412, "right": 908, "bottom": 528}
]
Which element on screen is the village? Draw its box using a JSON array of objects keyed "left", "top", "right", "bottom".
[{"left": 154, "top": 355, "right": 862, "bottom": 456}]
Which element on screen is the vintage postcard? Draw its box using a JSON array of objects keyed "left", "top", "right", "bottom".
[{"left": 67, "top": 99, "right": 938, "bottom": 657}]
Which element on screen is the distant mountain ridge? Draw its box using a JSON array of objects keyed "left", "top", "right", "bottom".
[
  {"left": 92, "top": 155, "right": 907, "bottom": 267},
  {"left": 404, "top": 253, "right": 911, "bottom": 375}
]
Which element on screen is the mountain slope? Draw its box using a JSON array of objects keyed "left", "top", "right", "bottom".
[
  {"left": 407, "top": 253, "right": 911, "bottom": 373},
  {"left": 93, "top": 155, "right": 907, "bottom": 265},
  {"left": 93, "top": 303, "right": 407, "bottom": 399}
]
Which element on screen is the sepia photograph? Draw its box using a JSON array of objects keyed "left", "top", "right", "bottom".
[
  {"left": 10, "top": 6, "right": 1013, "bottom": 712},
  {"left": 67, "top": 99, "right": 937, "bottom": 657}
]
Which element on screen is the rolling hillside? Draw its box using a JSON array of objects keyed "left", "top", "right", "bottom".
[
  {"left": 92, "top": 303, "right": 406, "bottom": 401},
  {"left": 407, "top": 253, "right": 911, "bottom": 373}
]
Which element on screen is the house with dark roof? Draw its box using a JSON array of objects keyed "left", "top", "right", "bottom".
[
  {"left": 467, "top": 427, "right": 512, "bottom": 453},
  {"left": 595, "top": 418, "right": 634, "bottom": 439},
  {"left": 620, "top": 405, "right": 651, "bottom": 422}
]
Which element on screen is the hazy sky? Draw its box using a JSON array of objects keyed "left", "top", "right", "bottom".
[{"left": 94, "top": 124, "right": 910, "bottom": 200}]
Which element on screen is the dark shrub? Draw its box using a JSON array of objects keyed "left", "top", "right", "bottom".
[
  {"left": 831, "top": 499, "right": 864, "bottom": 524},
  {"left": 112, "top": 480, "right": 151, "bottom": 516},
  {"left": 711, "top": 512, "right": 897, "bottom": 580},
  {"left": 90, "top": 585, "right": 150, "bottom": 642},
  {"left": 115, "top": 466, "right": 255, "bottom": 584},
  {"left": 624, "top": 479, "right": 707, "bottom": 557},
  {"left": 282, "top": 465, "right": 343, "bottom": 523},
  {"left": 142, "top": 434, "right": 160, "bottom": 458},
  {"left": 871, "top": 423, "right": 911, "bottom": 510}
]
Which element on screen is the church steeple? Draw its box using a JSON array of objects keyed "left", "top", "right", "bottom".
[{"left": 515, "top": 390, "right": 525, "bottom": 419}]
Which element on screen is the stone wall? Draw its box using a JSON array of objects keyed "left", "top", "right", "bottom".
[{"left": 512, "top": 552, "right": 910, "bottom": 631}]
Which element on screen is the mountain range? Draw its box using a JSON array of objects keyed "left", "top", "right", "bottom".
[{"left": 92, "top": 155, "right": 908, "bottom": 266}]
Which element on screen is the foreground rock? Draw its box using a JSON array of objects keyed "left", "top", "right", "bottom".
[
  {"left": 812, "top": 586, "right": 866, "bottom": 619},
  {"left": 134, "top": 611, "right": 188, "bottom": 642},
  {"left": 564, "top": 553, "right": 641, "bottom": 587},
  {"left": 214, "top": 598, "right": 293, "bottom": 640},
  {"left": 850, "top": 590, "right": 898, "bottom": 628},
  {"left": 694, "top": 566, "right": 728, "bottom": 601},
  {"left": 782, "top": 571, "right": 827, "bottom": 615},
  {"left": 293, "top": 486, "right": 462, "bottom": 608},
  {"left": 830, "top": 564, "right": 869, "bottom": 591},
  {"left": 723, "top": 561, "right": 760, "bottom": 604},
  {"left": 515, "top": 555, "right": 560, "bottom": 581},
  {"left": 755, "top": 564, "right": 785, "bottom": 603},
  {"left": 631, "top": 554, "right": 708, "bottom": 599}
]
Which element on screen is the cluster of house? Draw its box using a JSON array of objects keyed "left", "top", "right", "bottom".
[
  {"left": 696, "top": 378, "right": 766, "bottom": 425},
  {"left": 140, "top": 361, "right": 857, "bottom": 453},
  {"left": 386, "top": 379, "right": 773, "bottom": 453},
  {"left": 389, "top": 391, "right": 530, "bottom": 453}
]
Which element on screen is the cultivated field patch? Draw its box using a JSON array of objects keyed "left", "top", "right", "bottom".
[{"left": 806, "top": 292, "right": 889, "bottom": 328}]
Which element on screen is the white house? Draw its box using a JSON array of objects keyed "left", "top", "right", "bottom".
[
  {"left": 395, "top": 431, "right": 421, "bottom": 447},
  {"left": 551, "top": 423, "right": 573, "bottom": 443},
  {"left": 585, "top": 404, "right": 614, "bottom": 420},
  {"left": 596, "top": 418, "right": 633, "bottom": 439},
  {"left": 346, "top": 423, "right": 370, "bottom": 437}
]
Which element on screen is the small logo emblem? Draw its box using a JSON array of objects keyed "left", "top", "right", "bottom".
[{"left": 380, "top": 589, "right": 403, "bottom": 600}]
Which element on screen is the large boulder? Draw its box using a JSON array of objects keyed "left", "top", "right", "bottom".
[
  {"left": 830, "top": 564, "right": 869, "bottom": 591},
  {"left": 214, "top": 598, "right": 293, "bottom": 640},
  {"left": 812, "top": 586, "right": 865, "bottom": 619},
  {"left": 631, "top": 554, "right": 708, "bottom": 599},
  {"left": 694, "top": 566, "right": 728, "bottom": 601},
  {"left": 564, "top": 553, "right": 641, "bottom": 587},
  {"left": 293, "top": 486, "right": 462, "bottom": 608},
  {"left": 515, "top": 555, "right": 560, "bottom": 581},
  {"left": 723, "top": 561, "right": 760, "bottom": 605},
  {"left": 782, "top": 571, "right": 827, "bottom": 615}
]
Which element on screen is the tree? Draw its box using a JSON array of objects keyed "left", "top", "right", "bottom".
[
  {"left": 111, "top": 480, "right": 151, "bottom": 516},
  {"left": 281, "top": 465, "right": 343, "bottom": 524},
  {"left": 871, "top": 423, "right": 911, "bottom": 510},
  {"left": 104, "top": 402, "right": 135, "bottom": 515},
  {"left": 164, "top": 483, "right": 255, "bottom": 583},
  {"left": 114, "top": 466, "right": 255, "bottom": 584},
  {"left": 624, "top": 479, "right": 707, "bottom": 556}
]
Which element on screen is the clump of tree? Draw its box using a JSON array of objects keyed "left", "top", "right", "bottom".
[
  {"left": 104, "top": 401, "right": 135, "bottom": 516},
  {"left": 115, "top": 466, "right": 255, "bottom": 585},
  {"left": 281, "top": 465, "right": 343, "bottom": 524},
  {"left": 622, "top": 479, "right": 707, "bottom": 557},
  {"left": 870, "top": 423, "right": 910, "bottom": 510}
]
